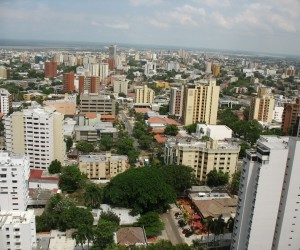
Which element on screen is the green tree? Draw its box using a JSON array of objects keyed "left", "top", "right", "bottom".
[
  {"left": 116, "top": 135, "right": 139, "bottom": 164},
  {"left": 48, "top": 159, "right": 62, "bottom": 174},
  {"left": 99, "top": 211, "right": 120, "bottom": 226},
  {"left": 184, "top": 122, "right": 200, "bottom": 134},
  {"left": 118, "top": 92, "right": 126, "bottom": 98},
  {"left": 60, "top": 165, "right": 87, "bottom": 193},
  {"left": 83, "top": 184, "right": 103, "bottom": 208},
  {"left": 239, "top": 142, "right": 250, "bottom": 158},
  {"left": 206, "top": 169, "right": 229, "bottom": 187},
  {"left": 65, "top": 137, "right": 73, "bottom": 151},
  {"left": 157, "top": 164, "right": 194, "bottom": 195},
  {"left": 139, "top": 134, "right": 153, "bottom": 150},
  {"left": 76, "top": 141, "right": 95, "bottom": 153},
  {"left": 134, "top": 212, "right": 164, "bottom": 237},
  {"left": 100, "top": 134, "right": 113, "bottom": 151},
  {"left": 104, "top": 167, "right": 176, "bottom": 215},
  {"left": 230, "top": 171, "right": 241, "bottom": 195},
  {"left": 93, "top": 219, "right": 119, "bottom": 250},
  {"left": 72, "top": 224, "right": 94, "bottom": 250},
  {"left": 164, "top": 124, "right": 179, "bottom": 136},
  {"left": 159, "top": 104, "right": 169, "bottom": 115}
]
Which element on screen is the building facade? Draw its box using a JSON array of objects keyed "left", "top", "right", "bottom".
[
  {"left": 169, "top": 86, "right": 184, "bottom": 118},
  {"left": 44, "top": 61, "right": 57, "bottom": 78},
  {"left": 0, "top": 88, "right": 12, "bottom": 116},
  {"left": 164, "top": 138, "right": 239, "bottom": 181},
  {"left": 134, "top": 85, "right": 155, "bottom": 104},
  {"left": 0, "top": 210, "right": 37, "bottom": 250},
  {"left": 78, "top": 76, "right": 100, "bottom": 94},
  {"left": 99, "top": 63, "right": 109, "bottom": 81},
  {"left": 182, "top": 79, "right": 220, "bottom": 126},
  {"left": 113, "top": 79, "right": 129, "bottom": 95},
  {"left": 43, "top": 94, "right": 77, "bottom": 116},
  {"left": 0, "top": 152, "right": 30, "bottom": 211},
  {"left": 80, "top": 93, "right": 116, "bottom": 115},
  {"left": 79, "top": 152, "right": 129, "bottom": 180},
  {"left": 231, "top": 136, "right": 300, "bottom": 250},
  {"left": 63, "top": 72, "right": 75, "bottom": 93},
  {"left": 282, "top": 97, "right": 300, "bottom": 135},
  {"left": 4, "top": 107, "right": 65, "bottom": 170}
]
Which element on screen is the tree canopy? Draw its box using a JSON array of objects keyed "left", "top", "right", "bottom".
[
  {"left": 134, "top": 212, "right": 164, "bottom": 237},
  {"left": 164, "top": 124, "right": 179, "bottom": 136},
  {"left": 48, "top": 159, "right": 62, "bottom": 174},
  {"left": 104, "top": 167, "right": 176, "bottom": 215},
  {"left": 65, "top": 137, "right": 73, "bottom": 152},
  {"left": 206, "top": 169, "right": 229, "bottom": 187},
  {"left": 100, "top": 134, "right": 113, "bottom": 151},
  {"left": 60, "top": 165, "right": 87, "bottom": 193},
  {"left": 76, "top": 141, "right": 95, "bottom": 153}
]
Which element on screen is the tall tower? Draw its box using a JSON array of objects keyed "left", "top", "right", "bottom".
[
  {"left": 63, "top": 71, "right": 75, "bottom": 93},
  {"left": 182, "top": 79, "right": 220, "bottom": 126},
  {"left": 0, "top": 88, "right": 12, "bottom": 115},
  {"left": 282, "top": 97, "right": 300, "bottom": 135},
  {"left": 169, "top": 86, "right": 184, "bottom": 118},
  {"left": 231, "top": 136, "right": 300, "bottom": 250},
  {"left": 109, "top": 45, "right": 117, "bottom": 61},
  {"left": 44, "top": 61, "right": 57, "bottom": 78}
]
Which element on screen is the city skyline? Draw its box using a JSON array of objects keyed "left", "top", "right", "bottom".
[{"left": 1, "top": 0, "right": 300, "bottom": 55}]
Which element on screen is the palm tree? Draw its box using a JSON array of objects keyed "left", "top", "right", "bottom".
[
  {"left": 204, "top": 218, "right": 213, "bottom": 246},
  {"left": 212, "top": 215, "right": 225, "bottom": 244},
  {"left": 83, "top": 184, "right": 103, "bottom": 208},
  {"left": 72, "top": 224, "right": 94, "bottom": 250}
]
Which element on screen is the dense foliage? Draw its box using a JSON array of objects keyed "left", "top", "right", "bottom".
[
  {"left": 134, "top": 212, "right": 164, "bottom": 237},
  {"left": 48, "top": 159, "right": 62, "bottom": 174},
  {"left": 206, "top": 169, "right": 229, "bottom": 187},
  {"left": 164, "top": 124, "right": 179, "bottom": 136},
  {"left": 59, "top": 165, "right": 87, "bottom": 193},
  {"left": 76, "top": 141, "right": 95, "bottom": 153}
]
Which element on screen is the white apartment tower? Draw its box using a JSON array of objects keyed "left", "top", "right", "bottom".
[
  {"left": 0, "top": 210, "right": 37, "bottom": 250},
  {"left": 4, "top": 107, "right": 65, "bottom": 170},
  {"left": 99, "top": 62, "right": 109, "bottom": 81},
  {"left": 231, "top": 136, "right": 300, "bottom": 250},
  {"left": 0, "top": 88, "right": 12, "bottom": 116},
  {"left": 113, "top": 79, "right": 129, "bottom": 95},
  {"left": 0, "top": 152, "right": 30, "bottom": 211}
]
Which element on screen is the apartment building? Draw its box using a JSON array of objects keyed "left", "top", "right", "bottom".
[
  {"left": 113, "top": 79, "right": 129, "bottom": 95},
  {"left": 78, "top": 76, "right": 100, "bottom": 94},
  {"left": 80, "top": 93, "right": 116, "bottom": 115},
  {"left": 134, "top": 85, "right": 155, "bottom": 104},
  {"left": 169, "top": 86, "right": 184, "bottom": 118},
  {"left": 0, "top": 88, "right": 12, "bottom": 116},
  {"left": 249, "top": 87, "right": 275, "bottom": 124},
  {"left": 282, "top": 97, "right": 300, "bottom": 135},
  {"left": 0, "top": 210, "right": 37, "bottom": 250},
  {"left": 63, "top": 71, "right": 75, "bottom": 93},
  {"left": 44, "top": 61, "right": 57, "bottom": 78},
  {"left": 164, "top": 137, "right": 239, "bottom": 181},
  {"left": 4, "top": 106, "right": 65, "bottom": 170},
  {"left": 182, "top": 79, "right": 220, "bottom": 126},
  {"left": 99, "top": 62, "right": 109, "bottom": 81},
  {"left": 231, "top": 136, "right": 300, "bottom": 250},
  {"left": 79, "top": 152, "right": 129, "bottom": 180},
  {"left": 0, "top": 152, "right": 30, "bottom": 211}
]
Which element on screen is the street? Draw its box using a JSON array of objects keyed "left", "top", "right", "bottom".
[{"left": 160, "top": 212, "right": 185, "bottom": 245}]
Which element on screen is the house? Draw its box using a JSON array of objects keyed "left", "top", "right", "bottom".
[{"left": 115, "top": 227, "right": 147, "bottom": 247}]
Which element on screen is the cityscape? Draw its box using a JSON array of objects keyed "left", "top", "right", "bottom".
[{"left": 0, "top": 1, "right": 300, "bottom": 250}]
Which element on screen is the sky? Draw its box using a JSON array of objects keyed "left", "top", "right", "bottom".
[{"left": 1, "top": 0, "right": 300, "bottom": 55}]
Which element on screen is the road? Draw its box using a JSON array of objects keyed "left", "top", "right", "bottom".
[
  {"left": 160, "top": 212, "right": 185, "bottom": 245},
  {"left": 119, "top": 110, "right": 139, "bottom": 148}
]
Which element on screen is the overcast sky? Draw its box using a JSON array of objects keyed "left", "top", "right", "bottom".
[{"left": 1, "top": 0, "right": 300, "bottom": 55}]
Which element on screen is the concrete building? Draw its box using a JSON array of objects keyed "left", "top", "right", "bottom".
[
  {"left": 249, "top": 87, "right": 275, "bottom": 124},
  {"left": 78, "top": 76, "right": 100, "bottom": 94},
  {"left": 4, "top": 106, "right": 65, "bottom": 170},
  {"left": 43, "top": 94, "right": 76, "bottom": 116},
  {"left": 99, "top": 62, "right": 109, "bottom": 81},
  {"left": 195, "top": 124, "right": 232, "bottom": 140},
  {"left": 0, "top": 88, "right": 12, "bottom": 116},
  {"left": 113, "top": 79, "right": 129, "bottom": 95},
  {"left": 282, "top": 97, "right": 300, "bottom": 135},
  {"left": 109, "top": 45, "right": 117, "bottom": 61},
  {"left": 212, "top": 63, "right": 221, "bottom": 77},
  {"left": 144, "top": 62, "right": 156, "bottom": 76},
  {"left": 0, "top": 66, "right": 7, "bottom": 79},
  {"left": 231, "top": 136, "right": 300, "bottom": 250},
  {"left": 182, "top": 79, "right": 220, "bottom": 126},
  {"left": 164, "top": 137, "right": 239, "bottom": 181},
  {"left": 0, "top": 152, "right": 30, "bottom": 211},
  {"left": 63, "top": 72, "right": 75, "bottom": 93},
  {"left": 44, "top": 61, "right": 57, "bottom": 78},
  {"left": 134, "top": 85, "right": 155, "bottom": 104},
  {"left": 79, "top": 152, "right": 129, "bottom": 180},
  {"left": 169, "top": 86, "right": 184, "bottom": 118},
  {"left": 272, "top": 106, "right": 284, "bottom": 123},
  {"left": 80, "top": 93, "right": 116, "bottom": 115},
  {"left": 0, "top": 210, "right": 37, "bottom": 250},
  {"left": 205, "top": 62, "right": 212, "bottom": 74}
]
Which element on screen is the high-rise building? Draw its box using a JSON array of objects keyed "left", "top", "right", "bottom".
[
  {"left": 0, "top": 210, "right": 37, "bottom": 250},
  {"left": 205, "top": 62, "right": 212, "bottom": 73},
  {"left": 0, "top": 88, "right": 12, "bottom": 116},
  {"left": 99, "top": 63, "right": 109, "bottom": 81},
  {"left": 90, "top": 63, "right": 99, "bottom": 76},
  {"left": 109, "top": 45, "right": 117, "bottom": 60},
  {"left": 144, "top": 62, "right": 157, "bottom": 76},
  {"left": 231, "top": 136, "right": 300, "bottom": 250},
  {"left": 134, "top": 85, "right": 155, "bottom": 104},
  {"left": 212, "top": 63, "right": 221, "bottom": 77},
  {"left": 63, "top": 71, "right": 75, "bottom": 93},
  {"left": 113, "top": 79, "right": 129, "bottom": 95},
  {"left": 182, "top": 79, "right": 220, "bottom": 126},
  {"left": 4, "top": 107, "right": 65, "bottom": 170},
  {"left": 249, "top": 87, "right": 275, "bottom": 123},
  {"left": 282, "top": 97, "right": 300, "bottom": 135},
  {"left": 285, "top": 66, "right": 295, "bottom": 76},
  {"left": 164, "top": 138, "right": 239, "bottom": 181},
  {"left": 80, "top": 93, "right": 116, "bottom": 115},
  {"left": 0, "top": 152, "right": 30, "bottom": 211},
  {"left": 78, "top": 76, "right": 100, "bottom": 94},
  {"left": 44, "top": 61, "right": 57, "bottom": 78},
  {"left": 0, "top": 66, "right": 7, "bottom": 79},
  {"left": 169, "top": 86, "right": 184, "bottom": 118}
]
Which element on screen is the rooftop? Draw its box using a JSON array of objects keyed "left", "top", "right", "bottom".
[{"left": 116, "top": 227, "right": 147, "bottom": 246}]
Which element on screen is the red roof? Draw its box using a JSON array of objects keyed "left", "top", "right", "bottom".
[
  {"left": 151, "top": 129, "right": 165, "bottom": 134},
  {"left": 29, "top": 169, "right": 59, "bottom": 181},
  {"left": 134, "top": 108, "right": 151, "bottom": 114},
  {"left": 154, "top": 134, "right": 167, "bottom": 143},
  {"left": 101, "top": 114, "right": 115, "bottom": 119},
  {"left": 148, "top": 117, "right": 181, "bottom": 126},
  {"left": 85, "top": 113, "right": 97, "bottom": 119}
]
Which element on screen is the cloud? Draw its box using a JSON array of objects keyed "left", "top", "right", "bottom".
[
  {"left": 104, "top": 23, "right": 129, "bottom": 30},
  {"left": 147, "top": 19, "right": 169, "bottom": 28},
  {"left": 211, "top": 12, "right": 232, "bottom": 29},
  {"left": 176, "top": 4, "right": 206, "bottom": 16},
  {"left": 129, "top": 0, "right": 163, "bottom": 6},
  {"left": 193, "top": 0, "right": 231, "bottom": 8}
]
